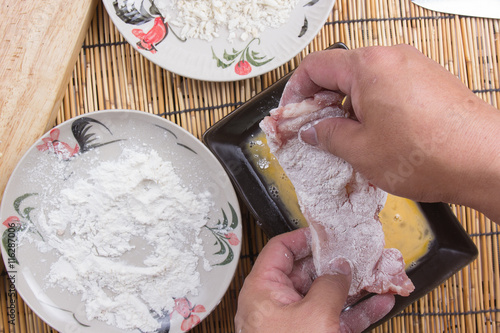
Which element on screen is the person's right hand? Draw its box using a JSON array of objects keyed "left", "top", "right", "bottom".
[{"left": 282, "top": 44, "right": 500, "bottom": 222}]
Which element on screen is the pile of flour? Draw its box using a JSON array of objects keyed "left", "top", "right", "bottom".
[
  {"left": 31, "top": 148, "right": 212, "bottom": 332},
  {"left": 121, "top": 0, "right": 300, "bottom": 42}
]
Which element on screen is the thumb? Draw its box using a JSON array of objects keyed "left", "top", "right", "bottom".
[
  {"left": 340, "top": 293, "right": 395, "bottom": 332},
  {"left": 302, "top": 258, "right": 352, "bottom": 314},
  {"left": 300, "top": 117, "right": 362, "bottom": 162}
]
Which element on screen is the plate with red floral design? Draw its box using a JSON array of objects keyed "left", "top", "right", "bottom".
[
  {"left": 0, "top": 110, "right": 242, "bottom": 333},
  {"left": 102, "top": 0, "right": 335, "bottom": 81}
]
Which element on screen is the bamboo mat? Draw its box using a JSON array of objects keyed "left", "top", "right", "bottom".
[{"left": 1, "top": 0, "right": 500, "bottom": 332}]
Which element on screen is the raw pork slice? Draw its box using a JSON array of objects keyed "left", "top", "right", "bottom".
[{"left": 260, "top": 91, "right": 414, "bottom": 298}]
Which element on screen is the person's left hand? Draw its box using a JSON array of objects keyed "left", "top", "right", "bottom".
[{"left": 235, "top": 228, "right": 395, "bottom": 332}]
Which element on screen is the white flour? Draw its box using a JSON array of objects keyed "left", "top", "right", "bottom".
[
  {"left": 31, "top": 148, "right": 212, "bottom": 332},
  {"left": 121, "top": 0, "right": 300, "bottom": 42}
]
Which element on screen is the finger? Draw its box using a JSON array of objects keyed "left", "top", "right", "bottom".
[
  {"left": 252, "top": 228, "right": 312, "bottom": 276},
  {"left": 300, "top": 117, "right": 364, "bottom": 162},
  {"left": 340, "top": 294, "right": 395, "bottom": 332},
  {"left": 288, "top": 255, "right": 316, "bottom": 295},
  {"left": 302, "top": 258, "right": 352, "bottom": 314},
  {"left": 280, "top": 49, "right": 354, "bottom": 106}
]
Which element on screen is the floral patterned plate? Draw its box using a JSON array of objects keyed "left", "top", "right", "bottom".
[
  {"left": 0, "top": 110, "right": 241, "bottom": 333},
  {"left": 102, "top": 0, "right": 336, "bottom": 81}
]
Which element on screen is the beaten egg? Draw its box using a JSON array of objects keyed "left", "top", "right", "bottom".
[{"left": 246, "top": 132, "right": 433, "bottom": 268}]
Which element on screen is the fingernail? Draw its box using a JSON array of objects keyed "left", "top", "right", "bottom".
[
  {"left": 300, "top": 125, "right": 319, "bottom": 146},
  {"left": 329, "top": 258, "right": 351, "bottom": 276}
]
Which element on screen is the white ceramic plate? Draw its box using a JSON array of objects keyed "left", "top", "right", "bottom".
[
  {"left": 102, "top": 0, "right": 336, "bottom": 81},
  {"left": 0, "top": 110, "right": 241, "bottom": 333}
]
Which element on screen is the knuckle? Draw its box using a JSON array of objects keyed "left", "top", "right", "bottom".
[
  {"left": 358, "top": 44, "right": 415, "bottom": 69},
  {"left": 357, "top": 46, "right": 387, "bottom": 66},
  {"left": 322, "top": 274, "right": 351, "bottom": 296},
  {"left": 311, "top": 311, "right": 343, "bottom": 333}
]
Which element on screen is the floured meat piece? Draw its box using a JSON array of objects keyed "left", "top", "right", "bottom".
[{"left": 260, "top": 91, "right": 414, "bottom": 298}]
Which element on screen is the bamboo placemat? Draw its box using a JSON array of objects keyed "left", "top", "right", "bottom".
[{"left": 1, "top": 0, "right": 499, "bottom": 332}]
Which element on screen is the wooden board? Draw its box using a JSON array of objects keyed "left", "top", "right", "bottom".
[{"left": 0, "top": 0, "right": 98, "bottom": 202}]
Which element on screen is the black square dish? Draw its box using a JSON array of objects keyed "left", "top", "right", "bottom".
[{"left": 202, "top": 42, "right": 477, "bottom": 327}]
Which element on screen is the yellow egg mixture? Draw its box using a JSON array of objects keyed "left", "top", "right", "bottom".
[{"left": 247, "top": 132, "right": 433, "bottom": 268}]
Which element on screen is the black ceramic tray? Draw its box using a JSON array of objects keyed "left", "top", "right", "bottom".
[{"left": 202, "top": 42, "right": 477, "bottom": 328}]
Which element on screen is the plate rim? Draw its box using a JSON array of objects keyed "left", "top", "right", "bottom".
[{"left": 102, "top": 0, "right": 337, "bottom": 82}]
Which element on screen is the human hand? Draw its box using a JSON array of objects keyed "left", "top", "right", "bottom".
[
  {"left": 234, "top": 228, "right": 395, "bottom": 332},
  {"left": 283, "top": 45, "right": 500, "bottom": 220}
]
